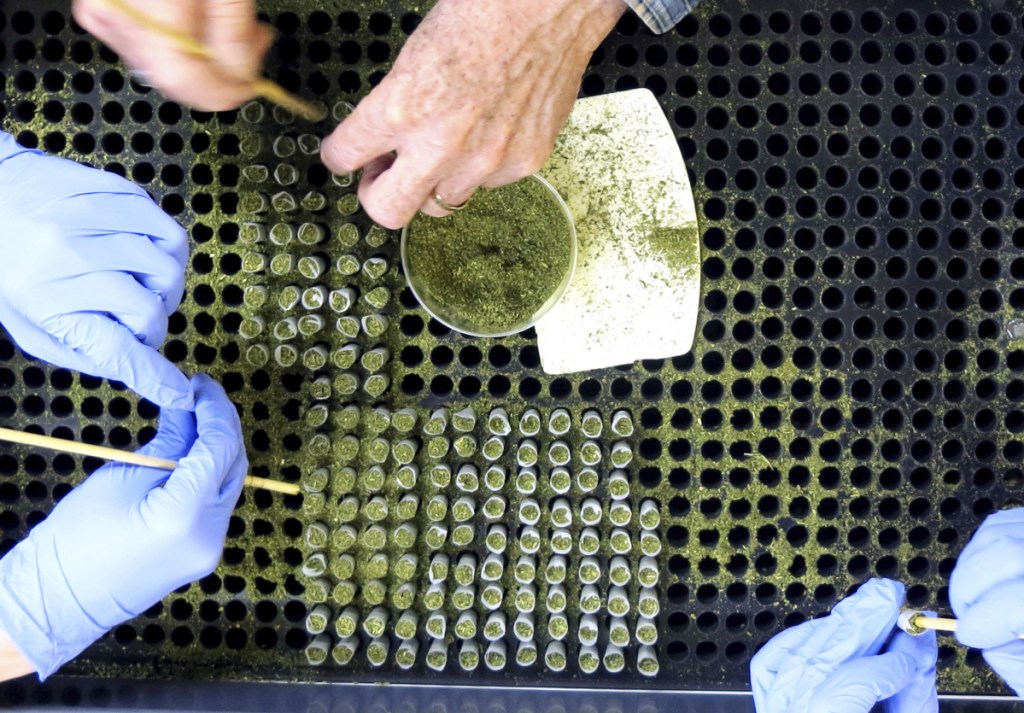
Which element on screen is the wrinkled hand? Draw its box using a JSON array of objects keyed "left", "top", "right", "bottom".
[
  {"left": 950, "top": 508, "right": 1024, "bottom": 695},
  {"left": 0, "top": 132, "right": 192, "bottom": 409},
  {"left": 73, "top": 0, "right": 270, "bottom": 111},
  {"left": 321, "top": 0, "right": 626, "bottom": 229},
  {"left": 0, "top": 375, "right": 246, "bottom": 679},
  {"left": 751, "top": 579, "right": 938, "bottom": 713}
]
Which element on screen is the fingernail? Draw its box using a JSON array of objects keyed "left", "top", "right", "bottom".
[{"left": 128, "top": 68, "right": 152, "bottom": 88}]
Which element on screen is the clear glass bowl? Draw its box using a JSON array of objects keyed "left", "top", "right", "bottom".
[{"left": 400, "top": 174, "right": 577, "bottom": 338}]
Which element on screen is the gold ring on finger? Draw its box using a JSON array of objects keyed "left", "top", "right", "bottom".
[{"left": 433, "top": 193, "right": 471, "bottom": 212}]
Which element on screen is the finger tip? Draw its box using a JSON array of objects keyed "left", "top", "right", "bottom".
[
  {"left": 189, "top": 373, "right": 218, "bottom": 399},
  {"left": 326, "top": 158, "right": 359, "bottom": 177},
  {"left": 953, "top": 623, "right": 993, "bottom": 650},
  {"left": 322, "top": 135, "right": 377, "bottom": 176},
  {"left": 319, "top": 141, "right": 351, "bottom": 174},
  {"left": 371, "top": 214, "right": 409, "bottom": 231}
]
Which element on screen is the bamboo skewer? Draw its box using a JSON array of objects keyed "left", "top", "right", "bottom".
[
  {"left": 101, "top": 0, "right": 325, "bottom": 122},
  {"left": 906, "top": 615, "right": 959, "bottom": 633},
  {"left": 0, "top": 427, "right": 300, "bottom": 495},
  {"left": 899, "top": 610, "right": 1024, "bottom": 640}
]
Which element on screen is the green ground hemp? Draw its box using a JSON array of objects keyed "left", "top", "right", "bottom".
[
  {"left": 517, "top": 642, "right": 538, "bottom": 666},
  {"left": 395, "top": 641, "right": 418, "bottom": 670},
  {"left": 547, "top": 613, "right": 568, "bottom": 640},
  {"left": 609, "top": 619, "right": 630, "bottom": 647},
  {"left": 366, "top": 638, "right": 389, "bottom": 666},
  {"left": 604, "top": 649, "right": 626, "bottom": 673},
  {"left": 636, "top": 618, "right": 658, "bottom": 646},
  {"left": 579, "top": 648, "right": 600, "bottom": 674},
  {"left": 451, "top": 524, "right": 475, "bottom": 547},
  {"left": 363, "top": 371, "right": 389, "bottom": 395},
  {"left": 405, "top": 178, "right": 572, "bottom": 334},
  {"left": 394, "top": 553, "right": 418, "bottom": 580}
]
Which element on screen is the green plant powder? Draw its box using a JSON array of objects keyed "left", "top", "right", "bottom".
[{"left": 405, "top": 177, "right": 573, "bottom": 334}]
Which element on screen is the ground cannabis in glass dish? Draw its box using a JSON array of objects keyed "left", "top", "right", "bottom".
[{"left": 403, "top": 176, "right": 575, "bottom": 336}]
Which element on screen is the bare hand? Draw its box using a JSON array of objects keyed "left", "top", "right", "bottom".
[
  {"left": 73, "top": 0, "right": 271, "bottom": 111},
  {"left": 321, "top": 0, "right": 626, "bottom": 229}
]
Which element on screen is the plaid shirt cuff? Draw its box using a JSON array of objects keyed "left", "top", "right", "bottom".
[{"left": 625, "top": 0, "right": 700, "bottom": 33}]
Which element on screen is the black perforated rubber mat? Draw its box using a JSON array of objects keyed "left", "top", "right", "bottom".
[{"left": 1, "top": 0, "right": 1023, "bottom": 695}]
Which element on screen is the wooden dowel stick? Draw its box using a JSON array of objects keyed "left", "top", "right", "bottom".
[
  {"left": 0, "top": 427, "right": 300, "bottom": 496},
  {"left": 909, "top": 615, "right": 958, "bottom": 633},
  {"left": 905, "top": 611, "right": 1024, "bottom": 640},
  {"left": 100, "top": 0, "right": 325, "bottom": 122}
]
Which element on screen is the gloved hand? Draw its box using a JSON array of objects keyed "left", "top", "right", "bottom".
[
  {"left": 0, "top": 374, "right": 246, "bottom": 679},
  {"left": 950, "top": 508, "right": 1024, "bottom": 695},
  {"left": 0, "top": 131, "right": 193, "bottom": 410},
  {"left": 751, "top": 578, "right": 938, "bottom": 713}
]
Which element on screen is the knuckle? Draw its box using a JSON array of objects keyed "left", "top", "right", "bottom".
[
  {"left": 195, "top": 548, "right": 223, "bottom": 577},
  {"left": 383, "top": 100, "right": 411, "bottom": 129},
  {"left": 143, "top": 285, "right": 167, "bottom": 314},
  {"left": 363, "top": 196, "right": 408, "bottom": 230},
  {"left": 166, "top": 224, "right": 189, "bottom": 259},
  {"left": 234, "top": 451, "right": 250, "bottom": 477},
  {"left": 181, "top": 547, "right": 221, "bottom": 581},
  {"left": 359, "top": 188, "right": 407, "bottom": 230},
  {"left": 488, "top": 129, "right": 515, "bottom": 156},
  {"left": 501, "top": 157, "right": 544, "bottom": 182},
  {"left": 520, "top": 151, "right": 550, "bottom": 176},
  {"left": 469, "top": 150, "right": 505, "bottom": 180}
]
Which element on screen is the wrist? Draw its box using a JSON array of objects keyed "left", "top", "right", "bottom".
[
  {"left": 590, "top": 0, "right": 627, "bottom": 45},
  {"left": 0, "top": 629, "right": 35, "bottom": 682},
  {"left": 591, "top": 0, "right": 629, "bottom": 24},
  {"left": 0, "top": 533, "right": 108, "bottom": 680},
  {"left": 505, "top": 0, "right": 625, "bottom": 59}
]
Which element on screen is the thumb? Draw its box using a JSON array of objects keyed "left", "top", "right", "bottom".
[
  {"left": 956, "top": 580, "right": 1024, "bottom": 650},
  {"left": 203, "top": 0, "right": 272, "bottom": 79},
  {"left": 158, "top": 373, "right": 244, "bottom": 507},
  {"left": 58, "top": 314, "right": 195, "bottom": 411},
  {"left": 321, "top": 100, "right": 396, "bottom": 175},
  {"left": 807, "top": 651, "right": 919, "bottom": 712},
  {"left": 981, "top": 639, "right": 1024, "bottom": 697},
  {"left": 883, "top": 629, "right": 938, "bottom": 713},
  {"left": 137, "top": 408, "right": 197, "bottom": 462}
]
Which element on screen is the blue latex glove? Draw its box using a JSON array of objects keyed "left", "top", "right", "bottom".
[
  {"left": 0, "top": 131, "right": 193, "bottom": 409},
  {"left": 950, "top": 508, "right": 1024, "bottom": 695},
  {"left": 751, "top": 578, "right": 938, "bottom": 713},
  {"left": 0, "top": 374, "right": 246, "bottom": 679}
]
